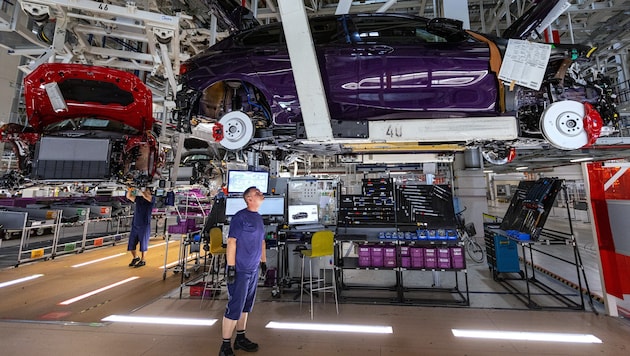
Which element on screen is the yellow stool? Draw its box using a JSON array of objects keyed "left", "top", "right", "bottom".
[
  {"left": 201, "top": 227, "right": 226, "bottom": 305},
  {"left": 300, "top": 230, "right": 339, "bottom": 319}
]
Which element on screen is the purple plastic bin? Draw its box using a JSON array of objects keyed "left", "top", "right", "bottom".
[
  {"left": 358, "top": 256, "right": 371, "bottom": 267},
  {"left": 437, "top": 247, "right": 450, "bottom": 258},
  {"left": 438, "top": 257, "right": 451, "bottom": 269},
  {"left": 425, "top": 256, "right": 437, "bottom": 268},
  {"left": 399, "top": 245, "right": 410, "bottom": 257},
  {"left": 450, "top": 247, "right": 464, "bottom": 257},
  {"left": 384, "top": 256, "right": 396, "bottom": 267},
  {"left": 411, "top": 257, "right": 424, "bottom": 268},
  {"left": 424, "top": 248, "right": 437, "bottom": 258},
  {"left": 371, "top": 256, "right": 384, "bottom": 268},
  {"left": 452, "top": 256, "right": 465, "bottom": 269},
  {"left": 401, "top": 256, "right": 411, "bottom": 268},
  {"left": 370, "top": 246, "right": 384, "bottom": 259},
  {"left": 358, "top": 245, "right": 371, "bottom": 257},
  {"left": 383, "top": 246, "right": 396, "bottom": 257},
  {"left": 410, "top": 247, "right": 424, "bottom": 258}
]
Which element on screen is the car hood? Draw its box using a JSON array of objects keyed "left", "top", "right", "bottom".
[
  {"left": 501, "top": 0, "right": 567, "bottom": 40},
  {"left": 23, "top": 63, "right": 153, "bottom": 132}
]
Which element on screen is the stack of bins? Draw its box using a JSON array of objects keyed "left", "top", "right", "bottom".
[
  {"left": 451, "top": 246, "right": 465, "bottom": 269},
  {"left": 437, "top": 247, "right": 451, "bottom": 269},
  {"left": 400, "top": 245, "right": 411, "bottom": 268},
  {"left": 358, "top": 244, "right": 371, "bottom": 267},
  {"left": 371, "top": 245, "right": 384, "bottom": 268},
  {"left": 383, "top": 245, "right": 396, "bottom": 268},
  {"left": 410, "top": 246, "right": 424, "bottom": 268},
  {"left": 424, "top": 248, "right": 437, "bottom": 268}
]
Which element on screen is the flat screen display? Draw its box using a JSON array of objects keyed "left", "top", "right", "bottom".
[
  {"left": 227, "top": 170, "right": 269, "bottom": 194},
  {"left": 288, "top": 204, "right": 319, "bottom": 225},
  {"left": 225, "top": 196, "right": 285, "bottom": 216}
]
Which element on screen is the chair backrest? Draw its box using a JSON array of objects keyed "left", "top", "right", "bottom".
[
  {"left": 310, "top": 230, "right": 334, "bottom": 257},
  {"left": 209, "top": 227, "right": 225, "bottom": 254}
]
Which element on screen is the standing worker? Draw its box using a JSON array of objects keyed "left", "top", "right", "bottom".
[
  {"left": 219, "top": 186, "right": 267, "bottom": 356},
  {"left": 126, "top": 187, "right": 155, "bottom": 268}
]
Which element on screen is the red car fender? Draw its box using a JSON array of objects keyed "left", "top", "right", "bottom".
[{"left": 583, "top": 102, "right": 603, "bottom": 147}]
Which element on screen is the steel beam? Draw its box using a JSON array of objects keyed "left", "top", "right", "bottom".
[{"left": 277, "top": 0, "right": 333, "bottom": 142}]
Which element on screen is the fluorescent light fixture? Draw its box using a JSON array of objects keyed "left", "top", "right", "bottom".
[
  {"left": 483, "top": 170, "right": 493, "bottom": 173},
  {"left": 266, "top": 321, "right": 393, "bottom": 334},
  {"left": 515, "top": 166, "right": 529, "bottom": 171},
  {"left": 102, "top": 315, "right": 217, "bottom": 326},
  {"left": 0, "top": 274, "right": 44, "bottom": 288},
  {"left": 59, "top": 276, "right": 139, "bottom": 305},
  {"left": 72, "top": 253, "right": 126, "bottom": 267},
  {"left": 452, "top": 329, "right": 602, "bottom": 343},
  {"left": 44, "top": 82, "right": 68, "bottom": 112},
  {"left": 570, "top": 157, "right": 593, "bottom": 163}
]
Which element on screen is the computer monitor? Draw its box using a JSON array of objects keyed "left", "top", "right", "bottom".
[
  {"left": 227, "top": 170, "right": 269, "bottom": 194},
  {"left": 288, "top": 204, "right": 319, "bottom": 225},
  {"left": 225, "top": 196, "right": 285, "bottom": 216}
]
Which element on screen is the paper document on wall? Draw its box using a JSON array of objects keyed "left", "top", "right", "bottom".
[{"left": 498, "top": 39, "right": 551, "bottom": 90}]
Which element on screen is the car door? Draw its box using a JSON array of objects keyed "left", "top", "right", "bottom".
[
  {"left": 349, "top": 14, "right": 498, "bottom": 120},
  {"left": 311, "top": 15, "right": 360, "bottom": 120}
]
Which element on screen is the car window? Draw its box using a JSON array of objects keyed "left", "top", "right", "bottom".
[
  {"left": 350, "top": 16, "right": 448, "bottom": 44},
  {"left": 309, "top": 17, "right": 347, "bottom": 45},
  {"left": 237, "top": 23, "right": 285, "bottom": 46}
]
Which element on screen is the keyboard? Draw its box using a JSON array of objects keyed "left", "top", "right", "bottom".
[{"left": 292, "top": 224, "right": 325, "bottom": 231}]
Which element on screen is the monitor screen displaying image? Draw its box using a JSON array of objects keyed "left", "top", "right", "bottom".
[
  {"left": 227, "top": 170, "right": 269, "bottom": 194},
  {"left": 225, "top": 196, "right": 285, "bottom": 216},
  {"left": 288, "top": 204, "right": 319, "bottom": 225}
]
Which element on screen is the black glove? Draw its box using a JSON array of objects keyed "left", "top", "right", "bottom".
[
  {"left": 226, "top": 265, "right": 236, "bottom": 284},
  {"left": 260, "top": 262, "right": 267, "bottom": 275}
]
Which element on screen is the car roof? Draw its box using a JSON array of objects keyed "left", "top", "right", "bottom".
[{"left": 23, "top": 63, "right": 153, "bottom": 132}]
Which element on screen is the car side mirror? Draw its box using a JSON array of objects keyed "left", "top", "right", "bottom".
[{"left": 427, "top": 18, "right": 465, "bottom": 41}]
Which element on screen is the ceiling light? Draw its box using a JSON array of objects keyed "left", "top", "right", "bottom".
[
  {"left": 452, "top": 329, "right": 602, "bottom": 343},
  {"left": 266, "top": 321, "right": 393, "bottom": 334},
  {"left": 570, "top": 157, "right": 593, "bottom": 163},
  {"left": 515, "top": 166, "right": 529, "bottom": 171},
  {"left": 102, "top": 315, "right": 217, "bottom": 326},
  {"left": 483, "top": 170, "right": 493, "bottom": 173}
]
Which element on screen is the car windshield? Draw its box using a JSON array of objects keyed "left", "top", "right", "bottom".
[{"left": 43, "top": 117, "right": 140, "bottom": 134}]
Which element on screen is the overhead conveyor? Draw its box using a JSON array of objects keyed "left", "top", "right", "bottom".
[{"left": 14, "top": 0, "right": 191, "bottom": 102}]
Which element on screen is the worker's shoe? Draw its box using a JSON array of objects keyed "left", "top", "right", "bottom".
[
  {"left": 218, "top": 345, "right": 234, "bottom": 356},
  {"left": 128, "top": 257, "right": 140, "bottom": 267},
  {"left": 234, "top": 337, "right": 259, "bottom": 352},
  {"left": 134, "top": 260, "right": 146, "bottom": 268}
]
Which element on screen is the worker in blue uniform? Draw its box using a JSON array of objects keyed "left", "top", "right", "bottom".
[
  {"left": 219, "top": 186, "right": 267, "bottom": 356},
  {"left": 126, "top": 187, "right": 155, "bottom": 267}
]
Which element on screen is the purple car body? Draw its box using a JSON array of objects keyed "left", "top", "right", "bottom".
[{"left": 178, "top": 1, "right": 615, "bottom": 156}]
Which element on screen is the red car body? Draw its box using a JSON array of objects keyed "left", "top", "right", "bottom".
[{"left": 0, "top": 63, "right": 161, "bottom": 187}]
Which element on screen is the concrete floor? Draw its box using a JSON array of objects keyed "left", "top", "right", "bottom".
[{"left": 1, "top": 206, "right": 629, "bottom": 355}]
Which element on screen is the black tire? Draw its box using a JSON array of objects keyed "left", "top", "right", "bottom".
[{"left": 465, "top": 238, "right": 485, "bottom": 263}]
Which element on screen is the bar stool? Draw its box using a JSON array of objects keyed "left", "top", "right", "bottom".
[
  {"left": 201, "top": 227, "right": 226, "bottom": 305},
  {"left": 300, "top": 230, "right": 339, "bottom": 319}
]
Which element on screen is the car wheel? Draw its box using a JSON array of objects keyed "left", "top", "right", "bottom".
[
  {"left": 540, "top": 100, "right": 587, "bottom": 150},
  {"left": 218, "top": 111, "right": 255, "bottom": 150}
]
